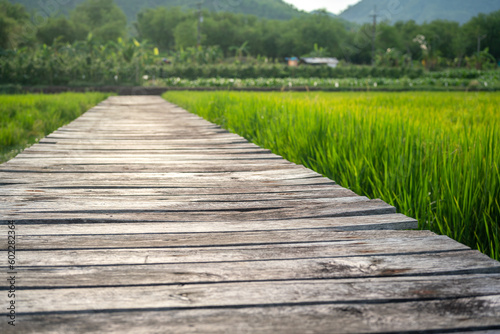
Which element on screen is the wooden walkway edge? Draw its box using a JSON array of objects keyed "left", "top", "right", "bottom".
[{"left": 1, "top": 96, "right": 500, "bottom": 333}]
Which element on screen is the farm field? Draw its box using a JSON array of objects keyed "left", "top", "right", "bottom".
[
  {"left": 164, "top": 91, "right": 500, "bottom": 260},
  {"left": 0, "top": 93, "right": 111, "bottom": 163}
]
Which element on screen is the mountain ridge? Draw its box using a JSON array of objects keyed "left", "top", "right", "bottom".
[
  {"left": 8, "top": 0, "right": 306, "bottom": 21},
  {"left": 9, "top": 0, "right": 500, "bottom": 25},
  {"left": 339, "top": 0, "right": 500, "bottom": 25}
]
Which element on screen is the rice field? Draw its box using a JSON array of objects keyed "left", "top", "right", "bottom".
[
  {"left": 0, "top": 93, "right": 111, "bottom": 163},
  {"left": 163, "top": 91, "right": 500, "bottom": 260}
]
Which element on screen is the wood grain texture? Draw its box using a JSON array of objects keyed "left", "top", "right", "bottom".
[{"left": 0, "top": 95, "right": 499, "bottom": 333}]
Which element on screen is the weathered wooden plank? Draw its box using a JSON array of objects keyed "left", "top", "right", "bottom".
[
  {"left": 1, "top": 196, "right": 372, "bottom": 212},
  {"left": 12, "top": 155, "right": 288, "bottom": 162},
  {"left": 6, "top": 229, "right": 441, "bottom": 250},
  {"left": 0, "top": 191, "right": 356, "bottom": 205},
  {"left": 30, "top": 144, "right": 258, "bottom": 150},
  {"left": 17, "top": 150, "right": 279, "bottom": 157},
  {"left": 2, "top": 200, "right": 397, "bottom": 222},
  {"left": 44, "top": 135, "right": 245, "bottom": 141},
  {"left": 0, "top": 169, "right": 328, "bottom": 183},
  {"left": 8, "top": 297, "right": 500, "bottom": 334},
  {"left": 9, "top": 251, "right": 500, "bottom": 291},
  {"left": 0, "top": 186, "right": 342, "bottom": 197},
  {"left": 0, "top": 172, "right": 328, "bottom": 184},
  {"left": 8, "top": 245, "right": 493, "bottom": 272},
  {"left": 0, "top": 165, "right": 305, "bottom": 173},
  {"left": 38, "top": 136, "right": 249, "bottom": 143},
  {"left": 8, "top": 276, "right": 500, "bottom": 314},
  {"left": 0, "top": 187, "right": 356, "bottom": 200},
  {"left": 0, "top": 214, "right": 418, "bottom": 235}
]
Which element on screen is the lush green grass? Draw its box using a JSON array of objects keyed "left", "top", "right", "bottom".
[
  {"left": 164, "top": 91, "right": 500, "bottom": 260},
  {"left": 0, "top": 93, "right": 111, "bottom": 163}
]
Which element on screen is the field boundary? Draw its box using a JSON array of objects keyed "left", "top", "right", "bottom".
[{"left": 2, "top": 85, "right": 499, "bottom": 95}]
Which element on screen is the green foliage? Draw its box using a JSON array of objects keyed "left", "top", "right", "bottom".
[
  {"left": 0, "top": 93, "right": 111, "bottom": 162},
  {"left": 173, "top": 20, "right": 198, "bottom": 49},
  {"left": 464, "top": 48, "right": 497, "bottom": 70},
  {"left": 135, "top": 8, "right": 349, "bottom": 59},
  {"left": 152, "top": 73, "right": 499, "bottom": 90},
  {"left": 136, "top": 6, "right": 184, "bottom": 50},
  {"left": 302, "top": 44, "right": 329, "bottom": 58},
  {"left": 1, "top": 2, "right": 499, "bottom": 78},
  {"left": 462, "top": 10, "right": 500, "bottom": 61},
  {"left": 134, "top": 6, "right": 500, "bottom": 65},
  {"left": 157, "top": 64, "right": 425, "bottom": 80},
  {"left": 229, "top": 41, "right": 250, "bottom": 60},
  {"left": 0, "top": 0, "right": 31, "bottom": 49},
  {"left": 0, "top": 37, "right": 161, "bottom": 85},
  {"left": 3, "top": 32, "right": 499, "bottom": 86},
  {"left": 70, "top": 0, "right": 127, "bottom": 43},
  {"left": 36, "top": 17, "right": 81, "bottom": 45},
  {"left": 163, "top": 91, "right": 500, "bottom": 260},
  {"left": 169, "top": 46, "right": 224, "bottom": 65}
]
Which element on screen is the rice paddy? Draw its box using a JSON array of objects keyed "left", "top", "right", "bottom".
[
  {"left": 0, "top": 93, "right": 111, "bottom": 163},
  {"left": 163, "top": 91, "right": 500, "bottom": 260}
]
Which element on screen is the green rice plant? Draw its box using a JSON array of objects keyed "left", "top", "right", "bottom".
[
  {"left": 163, "top": 91, "right": 500, "bottom": 260},
  {"left": 0, "top": 93, "right": 111, "bottom": 163}
]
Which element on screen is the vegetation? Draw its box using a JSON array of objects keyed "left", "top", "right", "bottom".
[
  {"left": 0, "top": 1, "right": 32, "bottom": 49},
  {"left": 0, "top": 37, "right": 160, "bottom": 86},
  {"left": 151, "top": 74, "right": 499, "bottom": 90},
  {"left": 163, "top": 91, "right": 500, "bottom": 260},
  {"left": 153, "top": 65, "right": 499, "bottom": 80},
  {"left": 2, "top": 0, "right": 499, "bottom": 68},
  {"left": 0, "top": 92, "right": 111, "bottom": 162},
  {"left": 1, "top": 38, "right": 499, "bottom": 87}
]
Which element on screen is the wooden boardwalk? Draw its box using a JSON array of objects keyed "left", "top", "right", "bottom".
[{"left": 1, "top": 96, "right": 500, "bottom": 333}]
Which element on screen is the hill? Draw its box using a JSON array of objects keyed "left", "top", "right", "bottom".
[
  {"left": 339, "top": 0, "right": 500, "bottom": 25},
  {"left": 9, "top": 0, "right": 305, "bottom": 21}
]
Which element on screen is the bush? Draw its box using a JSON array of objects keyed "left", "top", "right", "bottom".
[{"left": 156, "top": 64, "right": 427, "bottom": 80}]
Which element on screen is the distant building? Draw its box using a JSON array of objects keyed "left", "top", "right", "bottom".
[
  {"left": 301, "top": 57, "right": 339, "bottom": 68},
  {"left": 285, "top": 57, "right": 299, "bottom": 67}
]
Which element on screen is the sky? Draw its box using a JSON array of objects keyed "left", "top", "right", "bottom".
[{"left": 282, "top": 0, "right": 361, "bottom": 15}]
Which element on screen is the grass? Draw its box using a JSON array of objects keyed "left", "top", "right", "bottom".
[
  {"left": 163, "top": 91, "right": 500, "bottom": 260},
  {"left": 0, "top": 93, "right": 111, "bottom": 163}
]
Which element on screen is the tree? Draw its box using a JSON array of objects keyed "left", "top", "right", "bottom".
[
  {"left": 462, "top": 10, "right": 500, "bottom": 61},
  {"left": 288, "top": 12, "right": 348, "bottom": 59},
  {"left": 136, "top": 7, "right": 186, "bottom": 51},
  {"left": 70, "top": 0, "right": 127, "bottom": 43},
  {"left": 393, "top": 20, "right": 421, "bottom": 61},
  {"left": 36, "top": 17, "right": 81, "bottom": 45},
  {"left": 202, "top": 12, "right": 250, "bottom": 56},
  {"left": 302, "top": 43, "right": 329, "bottom": 57},
  {"left": 376, "top": 22, "right": 403, "bottom": 52},
  {"left": 0, "top": 1, "right": 31, "bottom": 49},
  {"left": 419, "top": 20, "right": 460, "bottom": 60},
  {"left": 173, "top": 20, "right": 198, "bottom": 49}
]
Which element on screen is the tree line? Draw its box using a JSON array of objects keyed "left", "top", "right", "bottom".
[{"left": 1, "top": 0, "right": 499, "bottom": 69}]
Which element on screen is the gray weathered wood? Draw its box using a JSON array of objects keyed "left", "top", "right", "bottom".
[
  {"left": 0, "top": 214, "right": 417, "bottom": 235},
  {"left": 11, "top": 275, "right": 500, "bottom": 313}
]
